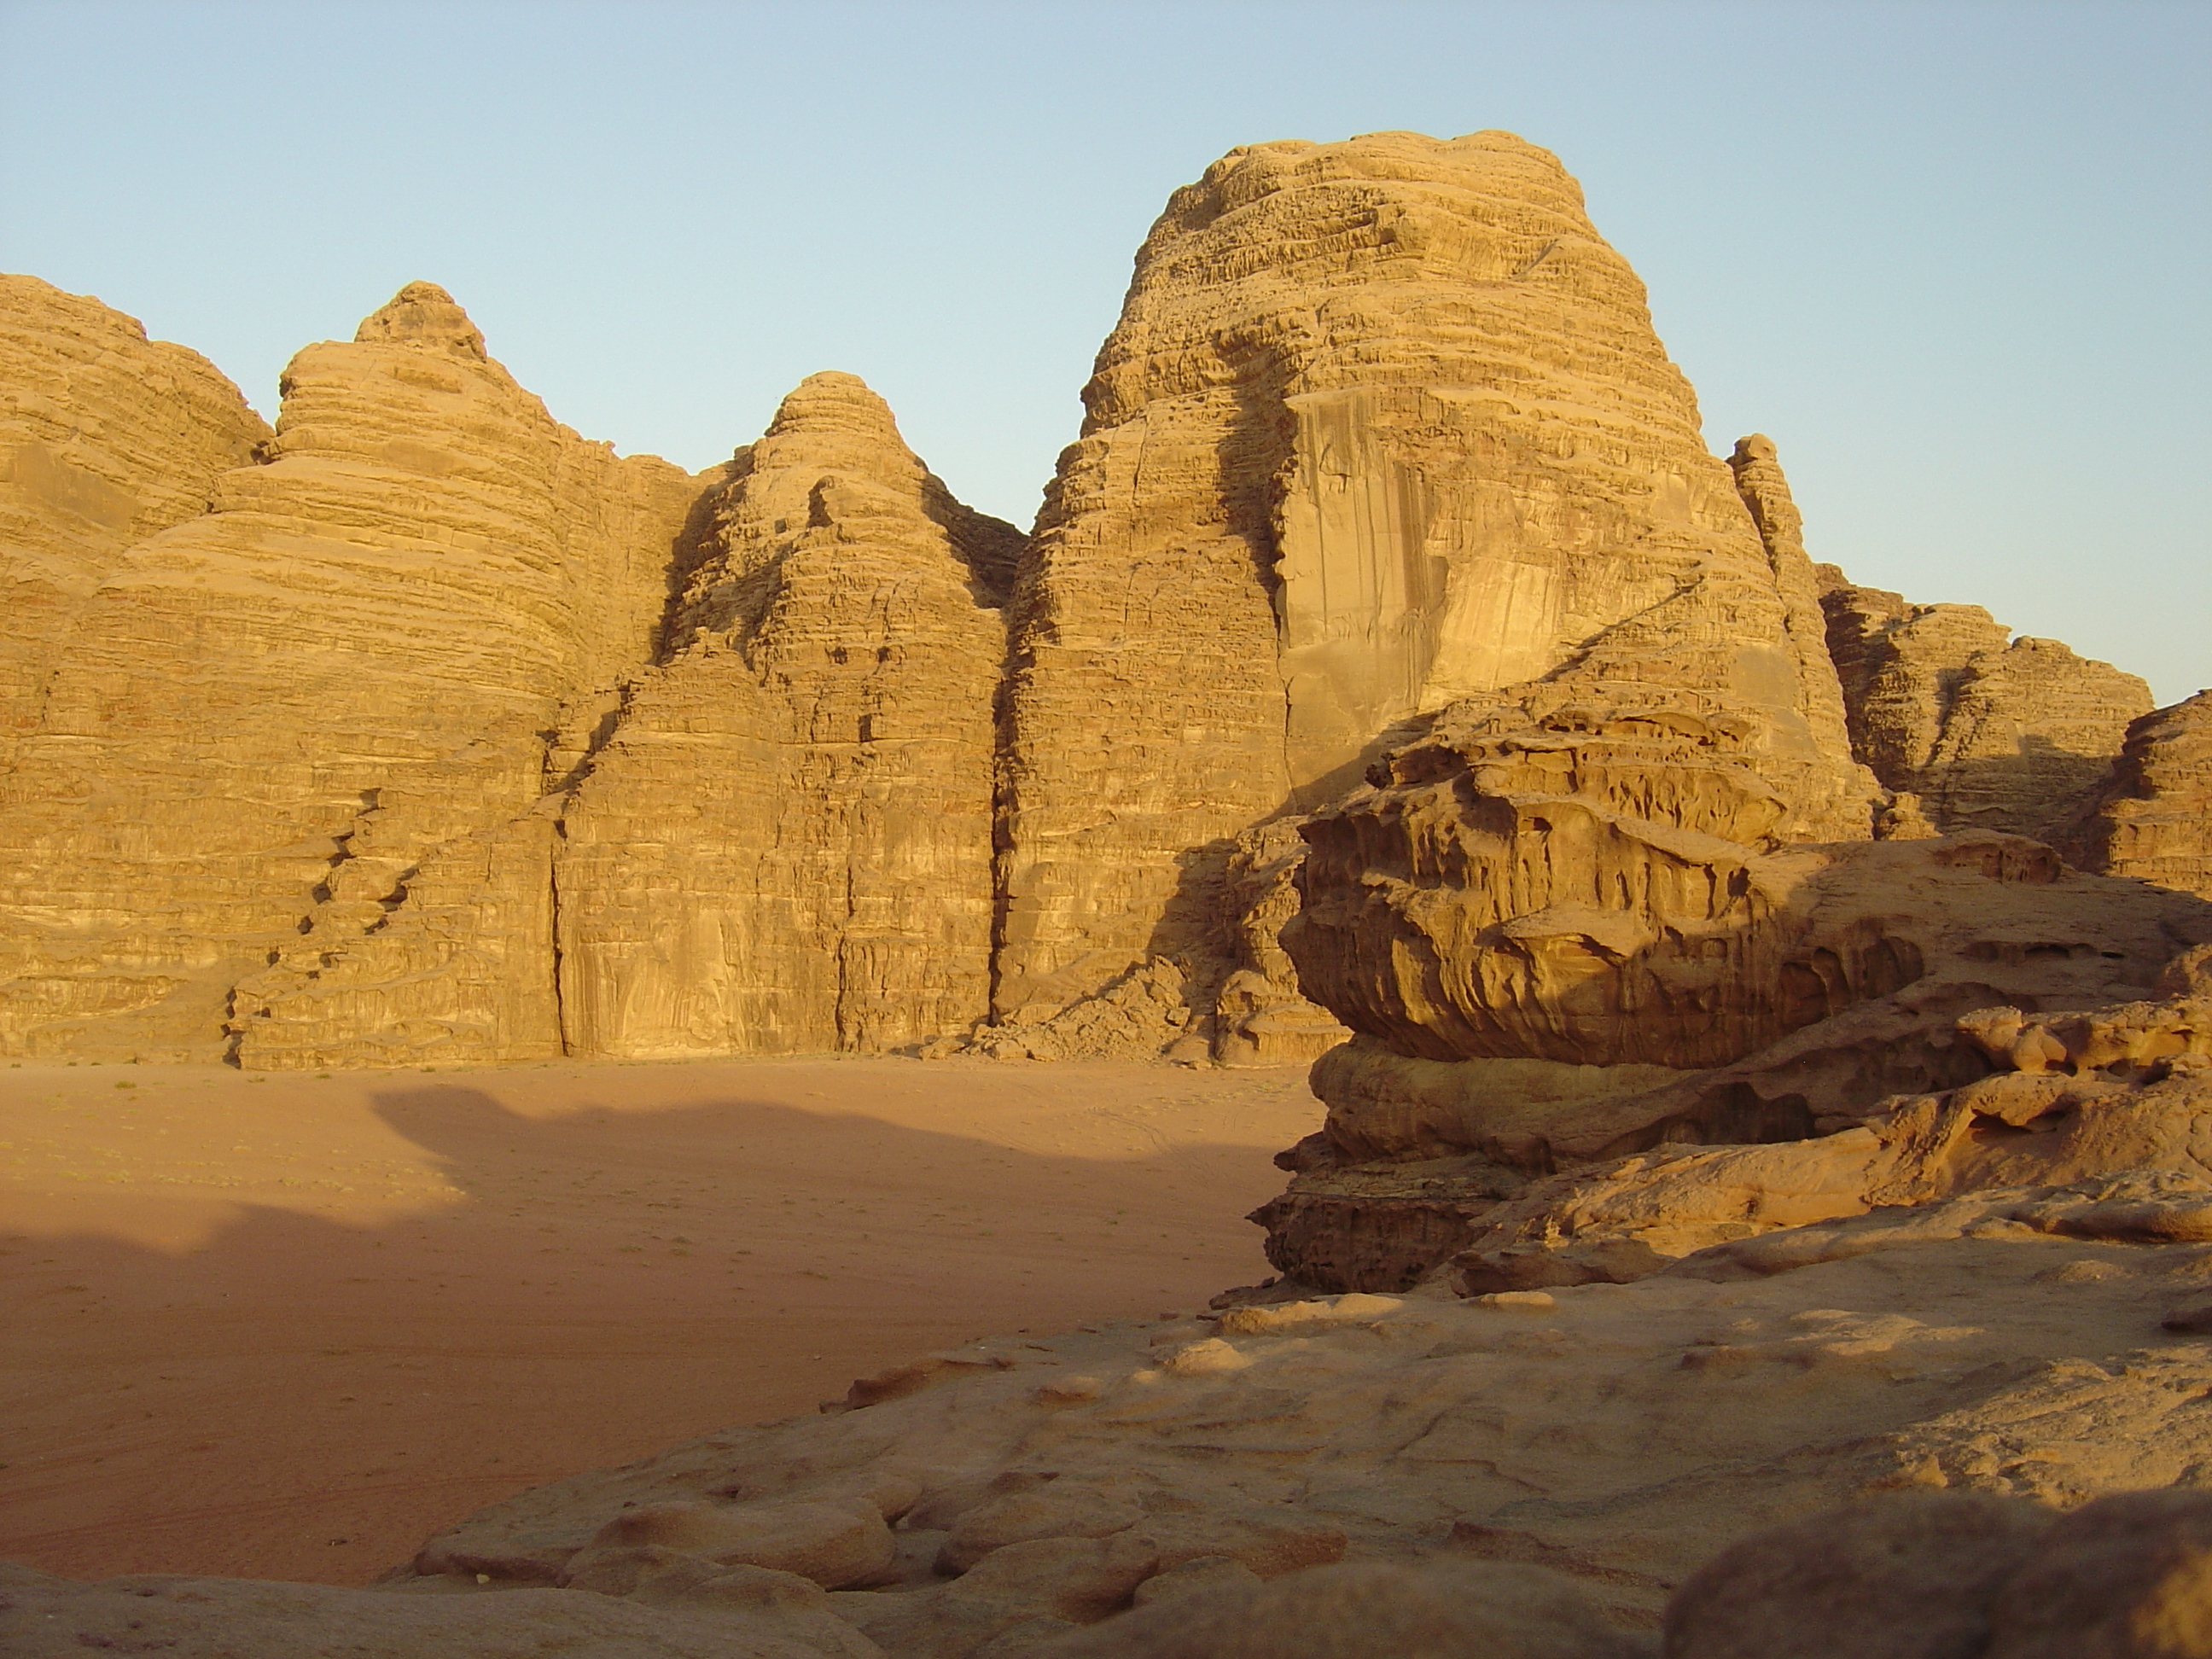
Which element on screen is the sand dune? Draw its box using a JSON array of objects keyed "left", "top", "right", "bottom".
[{"left": 0, "top": 1056, "right": 1321, "bottom": 1585}]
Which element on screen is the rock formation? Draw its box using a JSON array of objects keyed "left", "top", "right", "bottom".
[
  {"left": 553, "top": 373, "right": 1012, "bottom": 1057},
  {"left": 1813, "top": 565, "right": 2151, "bottom": 841},
  {"left": 13, "top": 129, "right": 2195, "bottom": 1071},
  {"left": 0, "top": 278, "right": 1031, "bottom": 1065},
  {"left": 1261, "top": 673, "right": 2212, "bottom": 1288},
  {"left": 9, "top": 122, "right": 2212, "bottom": 1659},
  {"left": 2060, "top": 690, "right": 2212, "bottom": 901},
  {"left": 1243, "top": 414, "right": 2197, "bottom": 1291},
  {"left": 0, "top": 282, "right": 707, "bottom": 1061},
  {"left": 0, "top": 274, "right": 271, "bottom": 772},
  {"left": 995, "top": 130, "right": 1870, "bottom": 1057}
]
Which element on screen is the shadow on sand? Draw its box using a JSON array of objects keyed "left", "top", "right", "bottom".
[{"left": 0, "top": 1074, "right": 1310, "bottom": 1586}]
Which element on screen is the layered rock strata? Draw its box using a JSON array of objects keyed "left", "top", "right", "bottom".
[
  {"left": 1442, "top": 951, "right": 2212, "bottom": 1295},
  {"left": 1260, "top": 657, "right": 2212, "bottom": 1288},
  {"left": 1813, "top": 566, "right": 2151, "bottom": 841},
  {"left": 0, "top": 282, "right": 708, "bottom": 1061},
  {"left": 4, "top": 126, "right": 2200, "bottom": 1071},
  {"left": 554, "top": 374, "right": 1012, "bottom": 1057},
  {"left": 0, "top": 285, "right": 1017, "bottom": 1066},
  {"left": 0, "top": 276, "right": 1026, "bottom": 1065},
  {"left": 996, "top": 130, "right": 1870, "bottom": 1047},
  {"left": 2060, "top": 690, "right": 2212, "bottom": 900},
  {"left": 0, "top": 274, "right": 271, "bottom": 771}
]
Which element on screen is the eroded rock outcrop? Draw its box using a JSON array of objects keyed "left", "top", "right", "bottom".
[
  {"left": 1268, "top": 928, "right": 2212, "bottom": 1298},
  {"left": 2061, "top": 690, "right": 2212, "bottom": 901},
  {"left": 554, "top": 374, "right": 1014, "bottom": 1057},
  {"left": 1260, "top": 658, "right": 2212, "bottom": 1288},
  {"left": 1813, "top": 565, "right": 2151, "bottom": 841},
  {"left": 1251, "top": 404, "right": 2197, "bottom": 1287},
  {"left": 1209, "top": 823, "right": 1353, "bottom": 1068},
  {"left": 0, "top": 274, "right": 271, "bottom": 772},
  {"left": 995, "top": 130, "right": 1868, "bottom": 1051}
]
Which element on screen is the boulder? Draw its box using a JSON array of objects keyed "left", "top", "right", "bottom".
[{"left": 1662, "top": 1492, "right": 2052, "bottom": 1658}]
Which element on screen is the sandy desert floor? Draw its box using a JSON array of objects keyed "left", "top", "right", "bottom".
[{"left": 0, "top": 1054, "right": 1323, "bottom": 1587}]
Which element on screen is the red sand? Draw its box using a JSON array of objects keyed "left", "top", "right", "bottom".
[{"left": 0, "top": 1054, "right": 1322, "bottom": 1586}]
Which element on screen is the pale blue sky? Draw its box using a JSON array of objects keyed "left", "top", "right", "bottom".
[{"left": 2, "top": 0, "right": 2204, "bottom": 702}]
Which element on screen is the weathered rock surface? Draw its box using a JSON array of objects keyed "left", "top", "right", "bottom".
[
  {"left": 1042, "top": 1559, "right": 1650, "bottom": 1657},
  {"left": 995, "top": 130, "right": 1867, "bottom": 1049},
  {"left": 2061, "top": 690, "right": 2212, "bottom": 902},
  {"left": 1813, "top": 564, "right": 2152, "bottom": 841},
  {"left": 0, "top": 284, "right": 1017, "bottom": 1064},
  {"left": 0, "top": 275, "right": 271, "bottom": 775},
  {"left": 38, "top": 1470, "right": 2212, "bottom": 1657},
  {"left": 0, "top": 1557, "right": 876, "bottom": 1658},
  {"left": 1264, "top": 888, "right": 2211, "bottom": 1295},
  {"left": 1661, "top": 1492, "right": 2048, "bottom": 1659},
  {"left": 370, "top": 1173, "right": 2212, "bottom": 1639},
  {"left": 1210, "top": 822, "right": 1354, "bottom": 1068},
  {"left": 1291, "top": 728, "right": 2192, "bottom": 1057},
  {"left": 1668, "top": 1486, "right": 2212, "bottom": 1659},
  {"left": 554, "top": 373, "right": 1011, "bottom": 1057},
  {"left": 1256, "top": 476, "right": 2206, "bottom": 1281},
  {"left": 0, "top": 282, "right": 710, "bottom": 1061}
]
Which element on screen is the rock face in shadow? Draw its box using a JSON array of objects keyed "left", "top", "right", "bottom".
[
  {"left": 994, "top": 130, "right": 1868, "bottom": 1052},
  {"left": 2061, "top": 689, "right": 2212, "bottom": 902},
  {"left": 1264, "top": 681, "right": 2212, "bottom": 1289},
  {"left": 554, "top": 374, "right": 1012, "bottom": 1057},
  {"left": 0, "top": 274, "right": 271, "bottom": 772},
  {"left": 1813, "top": 564, "right": 2151, "bottom": 841}
]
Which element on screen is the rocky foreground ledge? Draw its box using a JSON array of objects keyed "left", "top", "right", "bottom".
[{"left": 15, "top": 1169, "right": 2212, "bottom": 1656}]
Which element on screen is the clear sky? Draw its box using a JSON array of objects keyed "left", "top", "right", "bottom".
[{"left": 3, "top": 0, "right": 2204, "bottom": 703}]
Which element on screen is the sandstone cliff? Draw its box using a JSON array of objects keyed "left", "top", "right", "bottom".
[
  {"left": 1813, "top": 564, "right": 2151, "bottom": 841},
  {"left": 0, "top": 278, "right": 1022, "bottom": 1066},
  {"left": 0, "top": 282, "right": 707, "bottom": 1062},
  {"left": 996, "top": 131, "right": 1870, "bottom": 1057},
  {"left": 554, "top": 372, "right": 1012, "bottom": 1057},
  {"left": 0, "top": 275, "right": 271, "bottom": 772},
  {"left": 2059, "top": 690, "right": 2212, "bottom": 900},
  {"left": 3, "top": 131, "right": 2199, "bottom": 1074}
]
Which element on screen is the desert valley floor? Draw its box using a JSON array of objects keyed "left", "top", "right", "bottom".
[{"left": 0, "top": 1057, "right": 1322, "bottom": 1586}]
